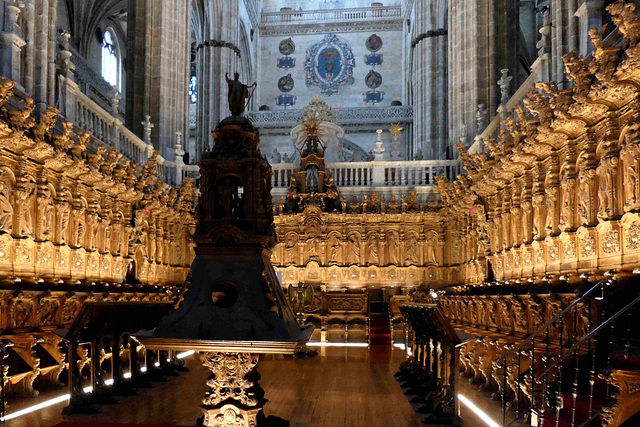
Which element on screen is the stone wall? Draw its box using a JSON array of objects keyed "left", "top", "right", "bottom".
[{"left": 257, "top": 30, "right": 404, "bottom": 110}]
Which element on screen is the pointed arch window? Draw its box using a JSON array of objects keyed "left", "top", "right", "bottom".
[
  {"left": 189, "top": 75, "right": 197, "bottom": 103},
  {"left": 101, "top": 30, "right": 120, "bottom": 89}
]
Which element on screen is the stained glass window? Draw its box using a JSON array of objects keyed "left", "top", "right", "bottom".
[
  {"left": 189, "top": 75, "right": 197, "bottom": 103},
  {"left": 101, "top": 30, "right": 119, "bottom": 89}
]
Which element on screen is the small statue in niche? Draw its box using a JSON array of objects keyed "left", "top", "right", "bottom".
[
  {"left": 328, "top": 233, "right": 342, "bottom": 264},
  {"left": 271, "top": 149, "right": 282, "bottom": 164},
  {"left": 306, "top": 166, "right": 320, "bottom": 194},
  {"left": 414, "top": 148, "right": 424, "bottom": 160},
  {"left": 218, "top": 177, "right": 242, "bottom": 219},
  {"left": 225, "top": 72, "right": 256, "bottom": 116}
]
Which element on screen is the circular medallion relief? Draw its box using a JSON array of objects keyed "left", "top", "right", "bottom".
[
  {"left": 278, "top": 74, "right": 295, "bottom": 92},
  {"left": 365, "top": 70, "right": 382, "bottom": 89},
  {"left": 305, "top": 34, "right": 355, "bottom": 95},
  {"left": 366, "top": 34, "right": 383, "bottom": 52},
  {"left": 279, "top": 38, "right": 295, "bottom": 55}
]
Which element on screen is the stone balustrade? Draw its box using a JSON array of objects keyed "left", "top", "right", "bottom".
[
  {"left": 58, "top": 74, "right": 199, "bottom": 187},
  {"left": 271, "top": 160, "right": 461, "bottom": 204},
  {"left": 261, "top": 5, "right": 402, "bottom": 25},
  {"left": 68, "top": 43, "right": 125, "bottom": 119},
  {"left": 470, "top": 54, "right": 551, "bottom": 155}
]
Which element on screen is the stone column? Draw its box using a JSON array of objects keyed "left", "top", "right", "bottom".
[
  {"left": 448, "top": 0, "right": 491, "bottom": 153},
  {"left": 126, "top": 0, "right": 191, "bottom": 161},
  {"left": 412, "top": 0, "right": 448, "bottom": 160},
  {"left": 33, "top": 0, "right": 54, "bottom": 114},
  {"left": 194, "top": 0, "right": 242, "bottom": 162},
  {"left": 0, "top": 0, "right": 26, "bottom": 84},
  {"left": 575, "top": 0, "right": 604, "bottom": 57}
]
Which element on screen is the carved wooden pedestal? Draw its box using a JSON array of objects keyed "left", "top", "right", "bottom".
[
  {"left": 200, "top": 352, "right": 264, "bottom": 427},
  {"left": 136, "top": 338, "right": 311, "bottom": 427}
]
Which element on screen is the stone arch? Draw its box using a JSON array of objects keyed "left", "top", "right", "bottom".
[{"left": 238, "top": 20, "right": 253, "bottom": 90}]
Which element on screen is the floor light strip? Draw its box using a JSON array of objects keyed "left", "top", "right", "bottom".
[
  {"left": 1, "top": 350, "right": 197, "bottom": 421},
  {"left": 305, "top": 342, "right": 369, "bottom": 347},
  {"left": 177, "top": 350, "right": 195, "bottom": 359},
  {"left": 0, "top": 394, "right": 70, "bottom": 422},
  {"left": 458, "top": 394, "right": 500, "bottom": 427}
]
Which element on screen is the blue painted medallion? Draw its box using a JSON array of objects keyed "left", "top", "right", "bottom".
[{"left": 305, "top": 34, "right": 355, "bottom": 95}]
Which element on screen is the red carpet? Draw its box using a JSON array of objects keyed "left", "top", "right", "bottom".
[{"left": 369, "top": 313, "right": 392, "bottom": 345}]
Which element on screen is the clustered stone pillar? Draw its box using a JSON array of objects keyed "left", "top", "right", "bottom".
[
  {"left": 411, "top": 0, "right": 448, "bottom": 160},
  {"left": 126, "top": 0, "right": 191, "bottom": 162},
  {"left": 0, "top": 0, "right": 58, "bottom": 115},
  {"left": 0, "top": 0, "right": 26, "bottom": 84},
  {"left": 448, "top": 0, "right": 492, "bottom": 150},
  {"left": 448, "top": 0, "right": 522, "bottom": 148}
]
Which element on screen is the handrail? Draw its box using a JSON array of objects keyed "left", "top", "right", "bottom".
[
  {"left": 499, "top": 278, "right": 614, "bottom": 362},
  {"left": 535, "top": 291, "right": 640, "bottom": 381}
]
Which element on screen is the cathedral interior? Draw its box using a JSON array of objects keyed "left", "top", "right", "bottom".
[{"left": 0, "top": 0, "right": 640, "bottom": 426}]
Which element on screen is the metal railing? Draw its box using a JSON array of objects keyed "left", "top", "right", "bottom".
[{"left": 495, "top": 278, "right": 615, "bottom": 426}]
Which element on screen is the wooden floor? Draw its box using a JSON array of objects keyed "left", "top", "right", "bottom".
[{"left": 4, "top": 346, "right": 434, "bottom": 427}]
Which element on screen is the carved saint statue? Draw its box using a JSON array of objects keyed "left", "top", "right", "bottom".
[
  {"left": 218, "top": 178, "right": 240, "bottom": 219},
  {"left": 305, "top": 237, "right": 320, "bottom": 262},
  {"left": 366, "top": 234, "right": 379, "bottom": 265},
  {"left": 597, "top": 157, "right": 617, "bottom": 219},
  {"left": 328, "top": 234, "right": 342, "bottom": 264},
  {"left": 405, "top": 235, "right": 420, "bottom": 265},
  {"left": 578, "top": 171, "right": 591, "bottom": 226},
  {"left": 386, "top": 231, "right": 399, "bottom": 265},
  {"left": 560, "top": 179, "right": 575, "bottom": 230},
  {"left": 0, "top": 182, "right": 12, "bottom": 234},
  {"left": 225, "top": 72, "right": 256, "bottom": 116},
  {"left": 346, "top": 234, "right": 360, "bottom": 265},
  {"left": 285, "top": 233, "right": 298, "bottom": 264},
  {"left": 425, "top": 234, "right": 437, "bottom": 265},
  {"left": 621, "top": 144, "right": 638, "bottom": 210}
]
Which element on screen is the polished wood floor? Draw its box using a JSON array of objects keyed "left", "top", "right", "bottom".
[{"left": 4, "top": 346, "right": 433, "bottom": 427}]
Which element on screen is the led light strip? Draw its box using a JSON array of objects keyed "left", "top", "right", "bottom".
[
  {"left": 305, "top": 342, "right": 369, "bottom": 347},
  {"left": 458, "top": 394, "right": 500, "bottom": 427},
  {"left": 1, "top": 394, "right": 70, "bottom": 422},
  {"left": 177, "top": 350, "right": 195, "bottom": 358},
  {"left": 1, "top": 350, "right": 196, "bottom": 421}
]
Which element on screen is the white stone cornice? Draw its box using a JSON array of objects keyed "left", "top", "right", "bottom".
[{"left": 260, "top": 19, "right": 403, "bottom": 36}]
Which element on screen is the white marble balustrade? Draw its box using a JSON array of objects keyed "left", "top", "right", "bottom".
[
  {"left": 60, "top": 76, "right": 199, "bottom": 187},
  {"left": 261, "top": 5, "right": 402, "bottom": 25},
  {"left": 271, "top": 159, "right": 461, "bottom": 190}
]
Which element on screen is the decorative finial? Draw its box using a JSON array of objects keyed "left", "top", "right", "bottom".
[
  {"left": 141, "top": 115, "right": 154, "bottom": 143},
  {"left": 374, "top": 129, "right": 385, "bottom": 160}
]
